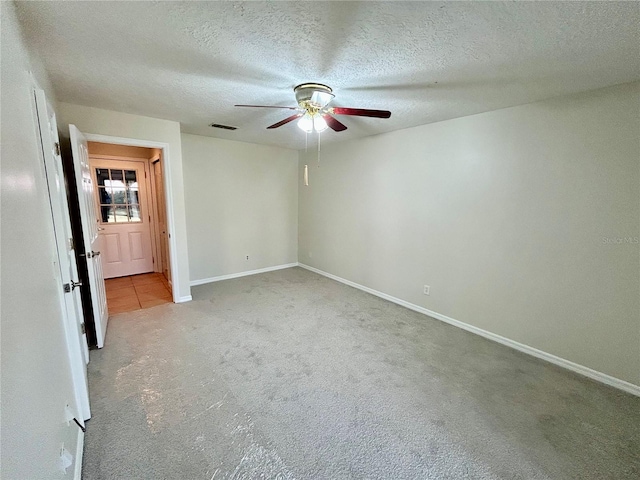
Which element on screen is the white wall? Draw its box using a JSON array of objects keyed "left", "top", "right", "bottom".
[
  {"left": 299, "top": 82, "right": 640, "bottom": 387},
  {"left": 0, "top": 2, "right": 82, "bottom": 477},
  {"left": 182, "top": 134, "right": 298, "bottom": 283},
  {"left": 57, "top": 103, "right": 191, "bottom": 301}
]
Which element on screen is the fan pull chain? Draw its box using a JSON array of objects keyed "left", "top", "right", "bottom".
[
  {"left": 303, "top": 132, "right": 309, "bottom": 186},
  {"left": 317, "top": 131, "right": 321, "bottom": 167}
]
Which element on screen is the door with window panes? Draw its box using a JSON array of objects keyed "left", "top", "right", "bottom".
[{"left": 91, "top": 159, "right": 154, "bottom": 278}]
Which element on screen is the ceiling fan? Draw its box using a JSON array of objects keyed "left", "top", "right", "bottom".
[{"left": 235, "top": 83, "right": 391, "bottom": 133}]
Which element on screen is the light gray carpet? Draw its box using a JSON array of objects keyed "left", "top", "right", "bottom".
[{"left": 83, "top": 267, "right": 639, "bottom": 479}]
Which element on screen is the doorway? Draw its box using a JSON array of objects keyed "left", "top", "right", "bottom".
[{"left": 88, "top": 142, "right": 173, "bottom": 314}]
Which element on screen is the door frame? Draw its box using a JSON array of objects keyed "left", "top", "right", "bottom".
[
  {"left": 83, "top": 134, "right": 181, "bottom": 303},
  {"left": 148, "top": 152, "right": 165, "bottom": 277},
  {"left": 89, "top": 154, "right": 160, "bottom": 278},
  {"left": 150, "top": 154, "right": 170, "bottom": 280}
]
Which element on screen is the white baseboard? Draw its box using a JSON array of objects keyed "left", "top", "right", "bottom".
[
  {"left": 298, "top": 263, "right": 640, "bottom": 397},
  {"left": 176, "top": 295, "right": 192, "bottom": 303},
  {"left": 190, "top": 263, "right": 299, "bottom": 287},
  {"left": 74, "top": 430, "right": 84, "bottom": 480}
]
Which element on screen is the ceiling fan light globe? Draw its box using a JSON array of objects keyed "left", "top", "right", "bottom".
[
  {"left": 313, "top": 115, "right": 328, "bottom": 132},
  {"left": 294, "top": 83, "right": 334, "bottom": 108},
  {"left": 298, "top": 112, "right": 313, "bottom": 133},
  {"left": 311, "top": 91, "right": 334, "bottom": 108}
]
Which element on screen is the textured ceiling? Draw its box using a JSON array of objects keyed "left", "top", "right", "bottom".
[{"left": 17, "top": 1, "right": 640, "bottom": 150}]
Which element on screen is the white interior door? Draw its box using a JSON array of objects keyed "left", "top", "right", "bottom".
[
  {"left": 70, "top": 125, "right": 109, "bottom": 348},
  {"left": 90, "top": 159, "right": 154, "bottom": 278},
  {"left": 35, "top": 91, "right": 91, "bottom": 421}
]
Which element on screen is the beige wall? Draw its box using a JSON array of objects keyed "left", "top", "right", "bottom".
[
  {"left": 182, "top": 134, "right": 298, "bottom": 283},
  {"left": 57, "top": 103, "right": 192, "bottom": 301},
  {"left": 1, "top": 2, "right": 81, "bottom": 477},
  {"left": 299, "top": 82, "right": 640, "bottom": 386}
]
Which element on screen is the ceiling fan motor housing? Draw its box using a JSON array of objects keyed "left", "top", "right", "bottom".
[{"left": 294, "top": 83, "right": 334, "bottom": 112}]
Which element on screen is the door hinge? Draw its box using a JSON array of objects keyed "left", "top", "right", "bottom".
[
  {"left": 81, "top": 323, "right": 86, "bottom": 335},
  {"left": 149, "top": 215, "right": 151, "bottom": 222},
  {"left": 152, "top": 256, "right": 155, "bottom": 264},
  {"left": 144, "top": 171, "right": 147, "bottom": 178},
  {"left": 54, "top": 142, "right": 61, "bottom": 156}
]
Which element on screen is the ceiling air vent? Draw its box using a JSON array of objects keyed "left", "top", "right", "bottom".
[{"left": 210, "top": 123, "right": 238, "bottom": 130}]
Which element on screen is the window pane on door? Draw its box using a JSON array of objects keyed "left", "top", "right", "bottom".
[
  {"left": 112, "top": 188, "right": 126, "bottom": 204},
  {"left": 125, "top": 170, "right": 138, "bottom": 188},
  {"left": 114, "top": 206, "right": 128, "bottom": 222},
  {"left": 96, "top": 168, "right": 110, "bottom": 187},
  {"left": 101, "top": 206, "right": 112, "bottom": 223},
  {"left": 127, "top": 188, "right": 139, "bottom": 204},
  {"left": 95, "top": 166, "right": 144, "bottom": 224},
  {"left": 98, "top": 187, "right": 110, "bottom": 204},
  {"left": 129, "top": 205, "right": 141, "bottom": 222},
  {"left": 110, "top": 169, "right": 124, "bottom": 183}
]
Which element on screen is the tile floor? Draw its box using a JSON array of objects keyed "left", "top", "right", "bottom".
[{"left": 105, "top": 272, "right": 172, "bottom": 314}]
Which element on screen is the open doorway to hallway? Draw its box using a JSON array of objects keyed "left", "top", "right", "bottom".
[{"left": 88, "top": 142, "right": 172, "bottom": 314}]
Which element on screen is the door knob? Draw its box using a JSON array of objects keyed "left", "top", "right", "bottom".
[
  {"left": 88, "top": 250, "right": 101, "bottom": 258},
  {"left": 97, "top": 227, "right": 105, "bottom": 231},
  {"left": 64, "top": 280, "right": 83, "bottom": 293}
]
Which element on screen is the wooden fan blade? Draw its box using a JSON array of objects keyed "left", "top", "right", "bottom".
[
  {"left": 322, "top": 114, "right": 347, "bottom": 132},
  {"left": 267, "top": 113, "right": 303, "bottom": 129},
  {"left": 235, "top": 104, "right": 298, "bottom": 110},
  {"left": 330, "top": 107, "right": 391, "bottom": 118}
]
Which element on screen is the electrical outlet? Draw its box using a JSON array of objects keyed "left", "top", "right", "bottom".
[
  {"left": 308, "top": 252, "right": 313, "bottom": 258},
  {"left": 246, "top": 255, "right": 249, "bottom": 260},
  {"left": 423, "top": 285, "right": 430, "bottom": 295}
]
